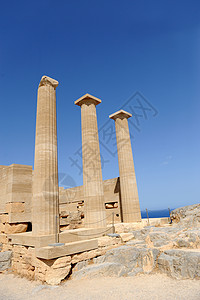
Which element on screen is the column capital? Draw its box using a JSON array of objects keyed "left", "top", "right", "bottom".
[
  {"left": 109, "top": 109, "right": 132, "bottom": 120},
  {"left": 75, "top": 93, "right": 101, "bottom": 106},
  {"left": 39, "top": 75, "right": 59, "bottom": 89}
]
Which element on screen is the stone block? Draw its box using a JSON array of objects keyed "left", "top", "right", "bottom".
[
  {"left": 71, "top": 249, "right": 102, "bottom": 264},
  {"left": 5, "top": 223, "right": 28, "bottom": 234},
  {"left": 6, "top": 202, "right": 25, "bottom": 213},
  {"left": 98, "top": 236, "right": 119, "bottom": 247},
  {"left": 52, "top": 256, "right": 71, "bottom": 269},
  {"left": 36, "top": 239, "right": 98, "bottom": 260},
  {"left": 45, "top": 265, "right": 71, "bottom": 285},
  {"left": 120, "top": 233, "right": 134, "bottom": 242}
]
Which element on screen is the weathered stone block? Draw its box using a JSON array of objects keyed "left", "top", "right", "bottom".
[
  {"left": 45, "top": 265, "right": 71, "bottom": 285},
  {"left": 52, "top": 256, "right": 71, "bottom": 269},
  {"left": 6, "top": 202, "right": 25, "bottom": 213},
  {"left": 120, "top": 233, "right": 134, "bottom": 242},
  {"left": 5, "top": 223, "right": 28, "bottom": 234}
]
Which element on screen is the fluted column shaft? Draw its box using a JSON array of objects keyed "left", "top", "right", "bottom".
[
  {"left": 32, "top": 76, "right": 59, "bottom": 236},
  {"left": 110, "top": 110, "right": 141, "bottom": 222},
  {"left": 75, "top": 94, "right": 106, "bottom": 228}
]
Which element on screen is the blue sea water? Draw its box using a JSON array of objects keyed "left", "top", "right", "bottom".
[{"left": 141, "top": 209, "right": 174, "bottom": 219}]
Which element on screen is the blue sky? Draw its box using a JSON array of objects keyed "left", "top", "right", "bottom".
[{"left": 0, "top": 0, "right": 199, "bottom": 210}]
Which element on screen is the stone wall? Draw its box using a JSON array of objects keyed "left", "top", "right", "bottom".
[
  {"left": 0, "top": 213, "right": 28, "bottom": 251},
  {"left": 59, "top": 177, "right": 121, "bottom": 229},
  {"left": 0, "top": 164, "right": 32, "bottom": 223},
  {"left": 10, "top": 236, "right": 122, "bottom": 285},
  {"left": 0, "top": 164, "right": 122, "bottom": 229}
]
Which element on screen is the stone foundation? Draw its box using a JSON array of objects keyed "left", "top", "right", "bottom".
[{"left": 9, "top": 234, "right": 122, "bottom": 285}]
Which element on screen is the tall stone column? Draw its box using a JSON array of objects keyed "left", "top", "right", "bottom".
[
  {"left": 75, "top": 94, "right": 106, "bottom": 228},
  {"left": 32, "top": 76, "right": 59, "bottom": 236},
  {"left": 109, "top": 110, "right": 141, "bottom": 222}
]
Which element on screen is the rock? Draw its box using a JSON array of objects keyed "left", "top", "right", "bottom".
[
  {"left": 4, "top": 223, "right": 28, "bottom": 234},
  {"left": 120, "top": 233, "right": 134, "bottom": 242},
  {"left": 72, "top": 260, "right": 89, "bottom": 273},
  {"left": 52, "top": 256, "right": 71, "bottom": 269},
  {"left": 0, "top": 251, "right": 12, "bottom": 262},
  {"left": 94, "top": 245, "right": 140, "bottom": 272},
  {"left": 72, "top": 262, "right": 125, "bottom": 280},
  {"left": 114, "top": 222, "right": 143, "bottom": 234},
  {"left": 131, "top": 228, "right": 150, "bottom": 241},
  {"left": 72, "top": 245, "right": 160, "bottom": 279},
  {"left": 126, "top": 240, "right": 146, "bottom": 246},
  {"left": 175, "top": 238, "right": 191, "bottom": 248},
  {"left": 98, "top": 236, "right": 119, "bottom": 248},
  {"left": 146, "top": 232, "right": 170, "bottom": 248},
  {"left": 157, "top": 249, "right": 200, "bottom": 279},
  {"left": 71, "top": 249, "right": 102, "bottom": 264},
  {"left": 96, "top": 245, "right": 159, "bottom": 274},
  {"left": 0, "top": 251, "right": 12, "bottom": 272},
  {"left": 127, "top": 267, "right": 143, "bottom": 276},
  {"left": 171, "top": 204, "right": 200, "bottom": 225},
  {"left": 45, "top": 264, "right": 71, "bottom": 285}
]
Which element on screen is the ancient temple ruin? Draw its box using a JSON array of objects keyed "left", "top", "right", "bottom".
[{"left": 0, "top": 75, "right": 145, "bottom": 283}]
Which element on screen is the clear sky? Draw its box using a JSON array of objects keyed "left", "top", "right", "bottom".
[{"left": 0, "top": 0, "right": 199, "bottom": 210}]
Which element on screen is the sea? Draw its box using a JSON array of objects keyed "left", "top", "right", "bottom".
[{"left": 141, "top": 208, "right": 175, "bottom": 219}]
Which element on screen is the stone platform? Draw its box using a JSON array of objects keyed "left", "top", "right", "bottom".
[{"left": 8, "top": 227, "right": 113, "bottom": 248}]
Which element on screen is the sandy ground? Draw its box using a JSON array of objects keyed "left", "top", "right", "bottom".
[{"left": 0, "top": 273, "right": 199, "bottom": 300}]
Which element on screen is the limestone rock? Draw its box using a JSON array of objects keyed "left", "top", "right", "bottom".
[
  {"left": 72, "top": 245, "right": 160, "bottom": 277},
  {"left": 157, "top": 249, "right": 200, "bottom": 279},
  {"left": 171, "top": 204, "right": 200, "bottom": 225},
  {"left": 45, "top": 265, "right": 71, "bottom": 285},
  {"left": 120, "top": 233, "right": 134, "bottom": 242},
  {"left": 0, "top": 251, "right": 12, "bottom": 272},
  {"left": 52, "top": 256, "right": 71, "bottom": 269},
  {"left": 71, "top": 249, "right": 102, "bottom": 264},
  {"left": 72, "top": 262, "right": 125, "bottom": 280},
  {"left": 98, "top": 236, "right": 119, "bottom": 247}
]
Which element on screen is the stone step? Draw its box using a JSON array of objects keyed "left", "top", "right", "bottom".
[{"left": 8, "top": 226, "right": 113, "bottom": 247}]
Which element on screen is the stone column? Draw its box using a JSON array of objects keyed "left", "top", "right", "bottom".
[
  {"left": 75, "top": 94, "right": 106, "bottom": 228},
  {"left": 32, "top": 76, "right": 59, "bottom": 236},
  {"left": 109, "top": 110, "right": 141, "bottom": 222}
]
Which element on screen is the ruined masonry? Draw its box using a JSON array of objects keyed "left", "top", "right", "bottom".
[{"left": 0, "top": 75, "right": 144, "bottom": 283}]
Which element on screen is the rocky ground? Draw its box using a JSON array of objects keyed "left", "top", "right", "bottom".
[
  {"left": 0, "top": 273, "right": 200, "bottom": 300},
  {"left": 0, "top": 203, "right": 199, "bottom": 296},
  {"left": 71, "top": 203, "right": 200, "bottom": 281}
]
